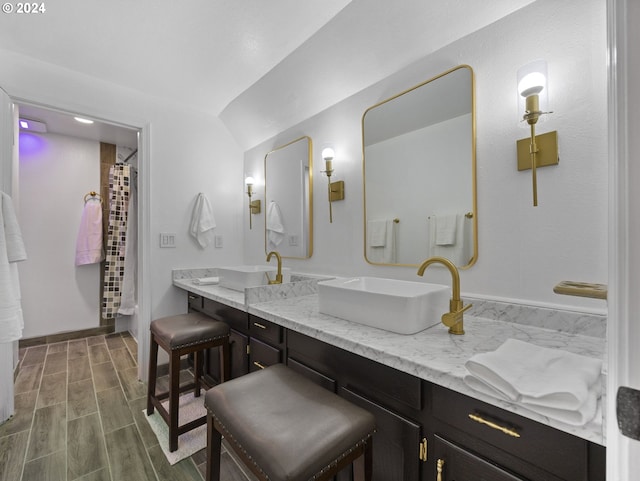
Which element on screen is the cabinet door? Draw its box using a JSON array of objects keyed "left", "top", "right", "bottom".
[
  {"left": 339, "top": 387, "right": 422, "bottom": 481},
  {"left": 433, "top": 435, "right": 525, "bottom": 481},
  {"left": 229, "top": 330, "right": 249, "bottom": 379},
  {"left": 249, "top": 338, "right": 282, "bottom": 372},
  {"left": 206, "top": 329, "right": 248, "bottom": 382}
]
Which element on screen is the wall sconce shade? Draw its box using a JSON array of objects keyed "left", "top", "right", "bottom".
[
  {"left": 516, "top": 60, "right": 558, "bottom": 206},
  {"left": 321, "top": 147, "right": 344, "bottom": 223},
  {"left": 245, "top": 176, "right": 261, "bottom": 229}
]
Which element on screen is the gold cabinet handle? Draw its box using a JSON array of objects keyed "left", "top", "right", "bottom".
[
  {"left": 253, "top": 361, "right": 266, "bottom": 369},
  {"left": 436, "top": 458, "right": 444, "bottom": 481},
  {"left": 188, "top": 295, "right": 198, "bottom": 300},
  {"left": 468, "top": 413, "right": 521, "bottom": 438},
  {"left": 253, "top": 322, "right": 267, "bottom": 329},
  {"left": 419, "top": 438, "right": 427, "bottom": 462}
]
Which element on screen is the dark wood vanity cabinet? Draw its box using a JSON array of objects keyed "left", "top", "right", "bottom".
[
  {"left": 184, "top": 293, "right": 606, "bottom": 481},
  {"left": 432, "top": 435, "right": 526, "bottom": 481},
  {"left": 430, "top": 384, "right": 605, "bottom": 481},
  {"left": 189, "top": 296, "right": 250, "bottom": 382},
  {"left": 248, "top": 315, "right": 285, "bottom": 372},
  {"left": 287, "top": 330, "right": 425, "bottom": 481}
]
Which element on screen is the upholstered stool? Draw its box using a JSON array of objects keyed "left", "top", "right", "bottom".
[
  {"left": 147, "top": 312, "right": 230, "bottom": 452},
  {"left": 204, "top": 364, "right": 376, "bottom": 481}
]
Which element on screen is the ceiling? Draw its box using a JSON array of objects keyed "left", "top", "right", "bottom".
[
  {"left": 1, "top": 0, "right": 534, "bottom": 148},
  {"left": 18, "top": 103, "right": 139, "bottom": 149}
]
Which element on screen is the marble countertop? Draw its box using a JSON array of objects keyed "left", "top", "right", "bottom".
[{"left": 173, "top": 274, "right": 606, "bottom": 445}]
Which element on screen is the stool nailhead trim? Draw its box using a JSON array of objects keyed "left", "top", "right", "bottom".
[
  {"left": 169, "top": 333, "right": 229, "bottom": 351},
  {"left": 208, "top": 408, "right": 374, "bottom": 481}
]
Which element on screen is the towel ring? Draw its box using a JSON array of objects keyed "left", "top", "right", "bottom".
[{"left": 84, "top": 191, "right": 102, "bottom": 203}]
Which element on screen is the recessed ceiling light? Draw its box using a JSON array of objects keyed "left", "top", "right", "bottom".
[
  {"left": 74, "top": 117, "right": 94, "bottom": 124},
  {"left": 19, "top": 118, "right": 47, "bottom": 133}
]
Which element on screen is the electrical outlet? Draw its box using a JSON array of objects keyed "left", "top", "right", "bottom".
[
  {"left": 289, "top": 235, "right": 299, "bottom": 246},
  {"left": 214, "top": 235, "right": 223, "bottom": 248}
]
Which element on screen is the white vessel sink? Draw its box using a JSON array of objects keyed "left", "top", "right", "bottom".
[
  {"left": 318, "top": 277, "right": 450, "bottom": 334},
  {"left": 218, "top": 265, "right": 291, "bottom": 291}
]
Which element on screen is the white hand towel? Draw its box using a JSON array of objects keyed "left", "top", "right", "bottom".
[
  {"left": 192, "top": 277, "right": 219, "bottom": 285},
  {"left": 367, "top": 219, "right": 387, "bottom": 247},
  {"left": 189, "top": 193, "right": 216, "bottom": 248},
  {"left": 267, "top": 201, "right": 285, "bottom": 246},
  {"left": 75, "top": 199, "right": 104, "bottom": 266},
  {"left": 428, "top": 214, "right": 471, "bottom": 266},
  {"left": 367, "top": 219, "right": 396, "bottom": 263},
  {"left": 435, "top": 214, "right": 458, "bottom": 246},
  {"left": 464, "top": 339, "right": 602, "bottom": 425}
]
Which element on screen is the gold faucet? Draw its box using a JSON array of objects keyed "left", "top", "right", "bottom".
[
  {"left": 417, "top": 256, "right": 472, "bottom": 335},
  {"left": 266, "top": 251, "right": 283, "bottom": 284}
]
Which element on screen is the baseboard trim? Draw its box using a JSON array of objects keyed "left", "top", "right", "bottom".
[{"left": 19, "top": 325, "right": 116, "bottom": 348}]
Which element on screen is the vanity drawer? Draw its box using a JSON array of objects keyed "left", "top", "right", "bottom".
[
  {"left": 432, "top": 385, "right": 588, "bottom": 481},
  {"left": 249, "top": 338, "right": 282, "bottom": 372},
  {"left": 249, "top": 315, "right": 283, "bottom": 346},
  {"left": 287, "top": 331, "right": 422, "bottom": 412},
  {"left": 187, "top": 292, "right": 203, "bottom": 311},
  {"left": 202, "top": 298, "right": 248, "bottom": 332},
  {"left": 287, "top": 357, "right": 337, "bottom": 392}
]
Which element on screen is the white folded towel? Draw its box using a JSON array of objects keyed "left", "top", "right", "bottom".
[
  {"left": 367, "top": 219, "right": 387, "bottom": 247},
  {"left": 367, "top": 219, "right": 396, "bottom": 263},
  {"left": 464, "top": 339, "right": 602, "bottom": 426},
  {"left": 190, "top": 193, "right": 216, "bottom": 248},
  {"left": 435, "top": 214, "right": 458, "bottom": 246},
  {"left": 427, "top": 214, "right": 471, "bottom": 266},
  {"left": 267, "top": 201, "right": 285, "bottom": 247},
  {"left": 192, "top": 277, "right": 219, "bottom": 285}
]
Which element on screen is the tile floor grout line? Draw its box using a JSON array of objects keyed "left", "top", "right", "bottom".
[
  {"left": 108, "top": 332, "right": 162, "bottom": 481},
  {"left": 17, "top": 345, "right": 44, "bottom": 481},
  {"left": 87, "top": 336, "right": 115, "bottom": 481}
]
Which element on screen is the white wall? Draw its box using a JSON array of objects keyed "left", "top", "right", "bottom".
[
  {"left": 244, "top": 0, "right": 608, "bottom": 313},
  {"left": 18, "top": 132, "right": 101, "bottom": 338}
]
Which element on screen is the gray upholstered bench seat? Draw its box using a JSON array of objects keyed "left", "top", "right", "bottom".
[{"left": 204, "top": 363, "right": 375, "bottom": 481}]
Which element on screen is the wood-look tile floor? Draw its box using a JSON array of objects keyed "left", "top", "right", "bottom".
[{"left": 0, "top": 332, "right": 255, "bottom": 481}]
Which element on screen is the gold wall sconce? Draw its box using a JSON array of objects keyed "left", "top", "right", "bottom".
[
  {"left": 321, "top": 147, "right": 345, "bottom": 223},
  {"left": 516, "top": 60, "right": 559, "bottom": 206},
  {"left": 245, "top": 176, "right": 261, "bottom": 229}
]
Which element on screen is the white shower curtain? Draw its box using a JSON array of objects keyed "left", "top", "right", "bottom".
[{"left": 118, "top": 171, "right": 137, "bottom": 315}]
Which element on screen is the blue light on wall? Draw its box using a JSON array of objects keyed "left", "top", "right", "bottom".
[{"left": 19, "top": 132, "right": 47, "bottom": 157}]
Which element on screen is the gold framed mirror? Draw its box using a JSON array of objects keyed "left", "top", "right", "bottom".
[
  {"left": 362, "top": 65, "right": 477, "bottom": 268},
  {"left": 264, "top": 136, "right": 313, "bottom": 259}
]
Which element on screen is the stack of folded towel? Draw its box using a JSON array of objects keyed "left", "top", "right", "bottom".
[
  {"left": 192, "top": 277, "right": 219, "bottom": 285},
  {"left": 464, "top": 339, "right": 602, "bottom": 426}
]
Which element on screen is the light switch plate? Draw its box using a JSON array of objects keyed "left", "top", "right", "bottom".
[
  {"left": 159, "top": 232, "right": 176, "bottom": 248},
  {"left": 214, "top": 235, "right": 223, "bottom": 248}
]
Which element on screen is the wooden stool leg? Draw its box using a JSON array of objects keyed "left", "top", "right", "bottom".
[
  {"left": 220, "top": 340, "right": 230, "bottom": 382},
  {"left": 194, "top": 349, "right": 202, "bottom": 397},
  {"left": 146, "top": 335, "right": 159, "bottom": 415},
  {"left": 353, "top": 439, "right": 373, "bottom": 481},
  {"left": 206, "top": 415, "right": 222, "bottom": 481},
  {"left": 169, "top": 349, "right": 181, "bottom": 452}
]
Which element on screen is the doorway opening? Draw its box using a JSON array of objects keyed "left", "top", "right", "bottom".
[{"left": 14, "top": 102, "right": 147, "bottom": 349}]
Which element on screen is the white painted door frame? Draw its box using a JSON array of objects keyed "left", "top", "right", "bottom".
[
  {"left": 607, "top": 0, "right": 639, "bottom": 479},
  {"left": 2, "top": 94, "right": 152, "bottom": 387}
]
